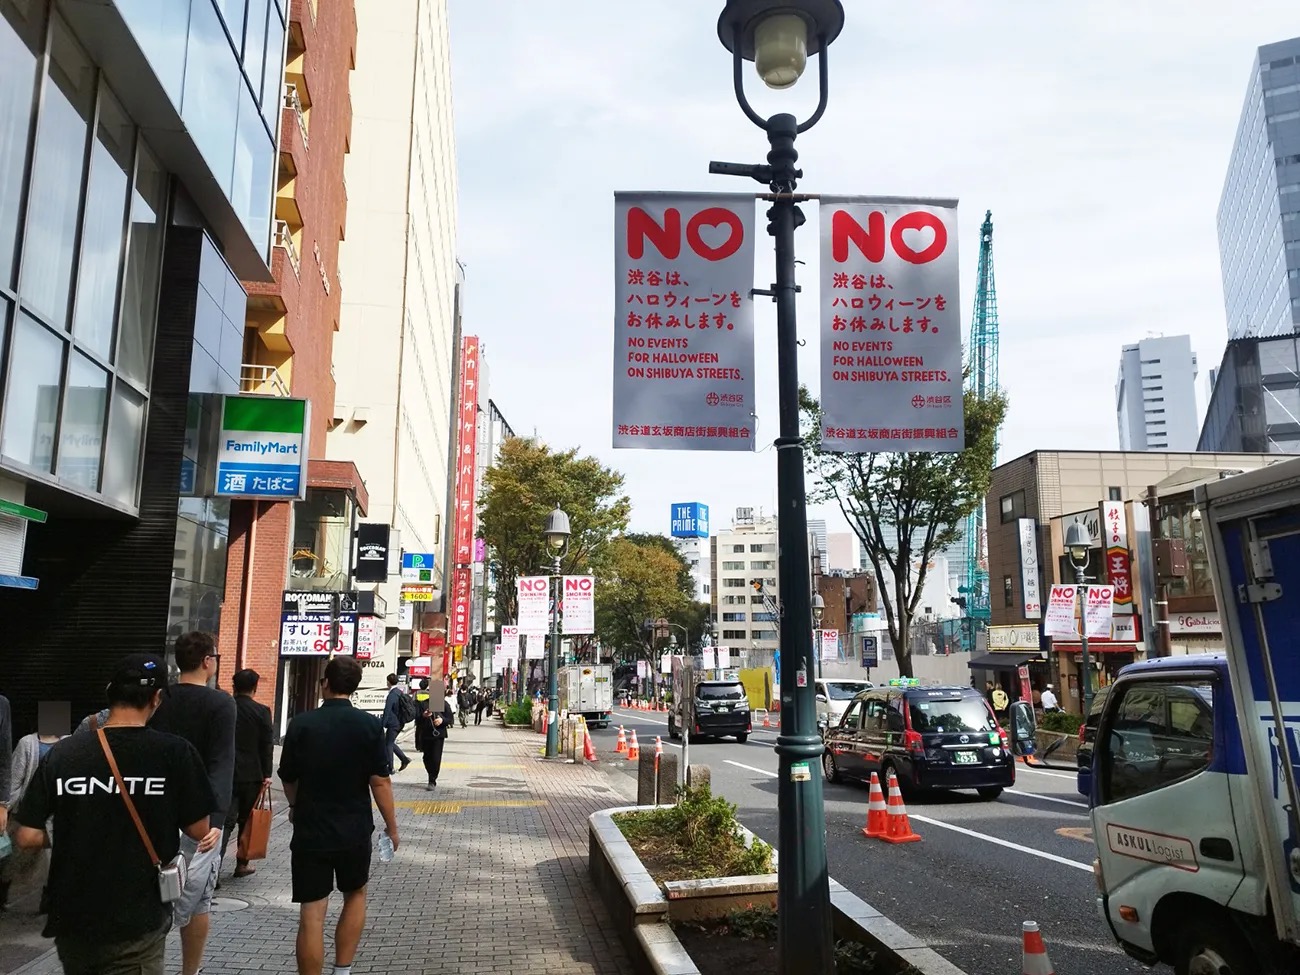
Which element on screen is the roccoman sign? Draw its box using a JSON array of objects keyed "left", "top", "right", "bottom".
[{"left": 988, "top": 625, "right": 1040, "bottom": 651}]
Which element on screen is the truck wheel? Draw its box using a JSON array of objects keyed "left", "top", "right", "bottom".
[
  {"left": 668, "top": 716, "right": 681, "bottom": 740},
  {"left": 1172, "top": 913, "right": 1258, "bottom": 975},
  {"left": 976, "top": 786, "right": 1003, "bottom": 801},
  {"left": 736, "top": 734, "right": 748, "bottom": 744}
]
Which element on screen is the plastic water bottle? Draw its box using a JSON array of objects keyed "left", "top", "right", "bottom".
[{"left": 378, "top": 833, "right": 394, "bottom": 864}]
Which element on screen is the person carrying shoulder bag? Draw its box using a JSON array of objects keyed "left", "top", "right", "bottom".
[{"left": 417, "top": 685, "right": 454, "bottom": 791}]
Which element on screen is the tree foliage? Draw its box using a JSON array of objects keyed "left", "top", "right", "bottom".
[
  {"left": 477, "top": 438, "right": 630, "bottom": 625},
  {"left": 595, "top": 538, "right": 692, "bottom": 662},
  {"left": 800, "top": 387, "right": 1008, "bottom": 677}
]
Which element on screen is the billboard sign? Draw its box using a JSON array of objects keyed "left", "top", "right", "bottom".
[
  {"left": 1017, "top": 518, "right": 1042, "bottom": 619},
  {"left": 670, "top": 502, "right": 710, "bottom": 538},
  {"left": 818, "top": 198, "right": 964, "bottom": 453},
  {"left": 354, "top": 523, "right": 391, "bottom": 583},
  {"left": 279, "top": 590, "right": 357, "bottom": 656},
  {"left": 518, "top": 576, "right": 550, "bottom": 636},
  {"left": 1100, "top": 501, "right": 1134, "bottom": 613},
  {"left": 215, "top": 396, "right": 309, "bottom": 498},
  {"left": 613, "top": 192, "right": 756, "bottom": 451},
  {"left": 401, "top": 552, "right": 436, "bottom": 583}
]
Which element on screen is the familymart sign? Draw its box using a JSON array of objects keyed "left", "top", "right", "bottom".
[{"left": 215, "top": 396, "right": 309, "bottom": 500}]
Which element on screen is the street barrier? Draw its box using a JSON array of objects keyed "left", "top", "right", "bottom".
[
  {"left": 880, "top": 771, "right": 922, "bottom": 844},
  {"left": 627, "top": 729, "right": 641, "bottom": 761},
  {"left": 615, "top": 726, "right": 627, "bottom": 753},
  {"left": 1021, "top": 921, "right": 1055, "bottom": 974},
  {"left": 862, "top": 772, "right": 887, "bottom": 838}
]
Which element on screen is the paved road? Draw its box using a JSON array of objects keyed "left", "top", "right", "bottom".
[{"left": 591, "top": 706, "right": 1147, "bottom": 975}]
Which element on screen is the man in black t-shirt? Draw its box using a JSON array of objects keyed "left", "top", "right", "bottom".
[
  {"left": 14, "top": 654, "right": 213, "bottom": 975},
  {"left": 280, "top": 657, "right": 398, "bottom": 975}
]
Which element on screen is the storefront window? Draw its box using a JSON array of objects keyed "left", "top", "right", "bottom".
[
  {"left": 1164, "top": 503, "right": 1214, "bottom": 598},
  {"left": 19, "top": 13, "right": 94, "bottom": 330},
  {"left": 290, "top": 488, "right": 354, "bottom": 588},
  {"left": 0, "top": 0, "right": 45, "bottom": 290}
]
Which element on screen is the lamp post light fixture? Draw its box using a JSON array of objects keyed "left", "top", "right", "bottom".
[
  {"left": 712, "top": 3, "right": 844, "bottom": 971},
  {"left": 542, "top": 506, "right": 571, "bottom": 758},
  {"left": 1064, "top": 520, "right": 1095, "bottom": 719}
]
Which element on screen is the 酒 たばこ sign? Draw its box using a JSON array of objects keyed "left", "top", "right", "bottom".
[{"left": 216, "top": 396, "right": 309, "bottom": 499}]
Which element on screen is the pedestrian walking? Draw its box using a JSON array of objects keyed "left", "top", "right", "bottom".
[
  {"left": 1040, "top": 683, "right": 1060, "bottom": 713},
  {"left": 13, "top": 654, "right": 215, "bottom": 975},
  {"left": 474, "top": 687, "right": 489, "bottom": 725},
  {"left": 221, "top": 669, "right": 274, "bottom": 879},
  {"left": 380, "top": 675, "right": 412, "bottom": 774},
  {"left": 149, "top": 631, "right": 236, "bottom": 975},
  {"left": 1, "top": 721, "right": 63, "bottom": 911},
  {"left": 278, "top": 656, "right": 399, "bottom": 975},
  {"left": 0, "top": 691, "right": 11, "bottom": 838},
  {"left": 456, "top": 684, "right": 471, "bottom": 728},
  {"left": 417, "top": 685, "right": 454, "bottom": 791}
]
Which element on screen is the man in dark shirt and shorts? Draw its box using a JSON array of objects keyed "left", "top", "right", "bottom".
[
  {"left": 279, "top": 656, "right": 398, "bottom": 975},
  {"left": 150, "top": 631, "right": 236, "bottom": 975},
  {"left": 13, "top": 654, "right": 214, "bottom": 975}
]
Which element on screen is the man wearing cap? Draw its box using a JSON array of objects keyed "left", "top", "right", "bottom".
[
  {"left": 13, "top": 654, "right": 214, "bottom": 975},
  {"left": 1040, "top": 683, "right": 1060, "bottom": 713},
  {"left": 150, "top": 632, "right": 237, "bottom": 975}
]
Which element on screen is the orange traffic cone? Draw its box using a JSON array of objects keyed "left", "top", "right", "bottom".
[
  {"left": 655, "top": 736, "right": 664, "bottom": 758},
  {"left": 862, "top": 772, "right": 888, "bottom": 838},
  {"left": 615, "top": 726, "right": 627, "bottom": 753},
  {"left": 881, "top": 771, "right": 922, "bottom": 844},
  {"left": 1021, "top": 921, "right": 1055, "bottom": 975},
  {"left": 627, "top": 730, "right": 640, "bottom": 761},
  {"left": 762, "top": 712, "right": 771, "bottom": 728},
  {"left": 583, "top": 726, "right": 598, "bottom": 762}
]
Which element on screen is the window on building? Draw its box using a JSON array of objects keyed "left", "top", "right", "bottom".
[
  {"left": 1108, "top": 487, "right": 1122, "bottom": 501},
  {"left": 722, "top": 612, "right": 746, "bottom": 623},
  {"left": 722, "top": 578, "right": 746, "bottom": 589},
  {"left": 752, "top": 629, "right": 778, "bottom": 641},
  {"left": 721, "top": 560, "right": 745, "bottom": 571},
  {"left": 750, "top": 543, "right": 775, "bottom": 553},
  {"left": 750, "top": 560, "right": 775, "bottom": 570},
  {"left": 751, "top": 595, "right": 764, "bottom": 604},
  {"left": 999, "top": 491, "right": 1026, "bottom": 523},
  {"left": 1002, "top": 575, "right": 1014, "bottom": 608},
  {"left": 722, "top": 629, "right": 746, "bottom": 640},
  {"left": 732, "top": 544, "right": 745, "bottom": 553}
]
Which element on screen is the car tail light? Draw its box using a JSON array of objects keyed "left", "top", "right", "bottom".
[
  {"left": 1077, "top": 723, "right": 1086, "bottom": 744},
  {"left": 905, "top": 730, "right": 925, "bottom": 755},
  {"left": 998, "top": 727, "right": 1009, "bottom": 750}
]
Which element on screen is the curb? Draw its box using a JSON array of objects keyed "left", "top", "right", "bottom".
[{"left": 589, "top": 805, "right": 969, "bottom": 975}]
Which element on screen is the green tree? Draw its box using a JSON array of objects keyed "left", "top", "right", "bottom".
[
  {"left": 478, "top": 438, "right": 631, "bottom": 627},
  {"left": 620, "top": 533, "right": 712, "bottom": 653},
  {"left": 595, "top": 538, "right": 690, "bottom": 669},
  {"left": 800, "top": 388, "right": 1008, "bottom": 678}
]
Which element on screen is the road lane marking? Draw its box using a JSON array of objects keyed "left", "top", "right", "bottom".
[
  {"left": 1004, "top": 788, "right": 1089, "bottom": 811},
  {"left": 613, "top": 709, "right": 669, "bottom": 725},
  {"left": 907, "top": 814, "right": 1093, "bottom": 872},
  {"left": 1017, "top": 765, "right": 1079, "bottom": 781},
  {"left": 726, "top": 760, "right": 777, "bottom": 777}
]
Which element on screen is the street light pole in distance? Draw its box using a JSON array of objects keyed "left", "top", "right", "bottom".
[
  {"left": 710, "top": 3, "right": 845, "bottom": 972},
  {"left": 542, "top": 506, "right": 570, "bottom": 758}
]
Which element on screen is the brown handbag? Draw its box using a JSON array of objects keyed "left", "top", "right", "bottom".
[
  {"left": 237, "top": 784, "right": 272, "bottom": 862},
  {"left": 92, "top": 717, "right": 187, "bottom": 902}
]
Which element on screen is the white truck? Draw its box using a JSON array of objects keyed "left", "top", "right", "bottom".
[
  {"left": 1081, "top": 459, "right": 1300, "bottom": 974},
  {"left": 557, "top": 664, "right": 613, "bottom": 729}
]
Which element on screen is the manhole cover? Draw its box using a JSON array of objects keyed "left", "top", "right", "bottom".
[{"left": 210, "top": 897, "right": 250, "bottom": 913}]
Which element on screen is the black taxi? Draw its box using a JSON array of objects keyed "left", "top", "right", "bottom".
[{"left": 821, "top": 679, "right": 1013, "bottom": 800}]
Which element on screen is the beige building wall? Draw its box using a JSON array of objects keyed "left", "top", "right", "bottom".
[
  {"left": 712, "top": 516, "right": 780, "bottom": 655},
  {"left": 328, "top": 0, "right": 458, "bottom": 632}
]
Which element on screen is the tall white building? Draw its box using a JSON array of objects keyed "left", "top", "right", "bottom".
[
  {"left": 711, "top": 512, "right": 780, "bottom": 655},
  {"left": 1115, "top": 335, "right": 1199, "bottom": 451},
  {"left": 327, "top": 0, "right": 459, "bottom": 650},
  {"left": 672, "top": 537, "right": 711, "bottom": 602},
  {"left": 806, "top": 517, "right": 828, "bottom": 559}
]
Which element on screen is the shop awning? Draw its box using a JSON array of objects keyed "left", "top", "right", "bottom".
[{"left": 968, "top": 652, "right": 1045, "bottom": 670}]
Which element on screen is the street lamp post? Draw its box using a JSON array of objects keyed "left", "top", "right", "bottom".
[
  {"left": 712, "top": 4, "right": 845, "bottom": 972},
  {"left": 543, "top": 506, "right": 571, "bottom": 758},
  {"left": 1065, "top": 520, "right": 1094, "bottom": 719},
  {"left": 811, "top": 592, "right": 825, "bottom": 680}
]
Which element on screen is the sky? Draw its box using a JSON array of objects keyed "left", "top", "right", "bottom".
[{"left": 448, "top": 1, "right": 1300, "bottom": 538}]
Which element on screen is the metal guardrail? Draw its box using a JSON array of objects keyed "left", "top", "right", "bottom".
[
  {"left": 274, "top": 220, "right": 300, "bottom": 276},
  {"left": 284, "top": 83, "right": 309, "bottom": 149},
  {"left": 240, "top": 364, "right": 290, "bottom": 398}
]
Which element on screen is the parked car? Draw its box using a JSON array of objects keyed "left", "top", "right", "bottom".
[
  {"left": 814, "top": 678, "right": 874, "bottom": 729},
  {"left": 822, "top": 682, "right": 1013, "bottom": 800}
]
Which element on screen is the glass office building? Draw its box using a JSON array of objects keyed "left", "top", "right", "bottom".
[
  {"left": 0, "top": 0, "right": 281, "bottom": 733},
  {"left": 1198, "top": 335, "right": 1300, "bottom": 453},
  {"left": 1217, "top": 36, "right": 1300, "bottom": 340}
]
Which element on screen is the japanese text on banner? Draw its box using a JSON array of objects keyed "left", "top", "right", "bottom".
[
  {"left": 1084, "top": 585, "right": 1116, "bottom": 639},
  {"left": 561, "top": 576, "right": 595, "bottom": 634},
  {"left": 449, "top": 336, "right": 481, "bottom": 641},
  {"left": 612, "top": 192, "right": 756, "bottom": 452},
  {"left": 517, "top": 576, "right": 550, "bottom": 636},
  {"left": 1100, "top": 501, "right": 1134, "bottom": 613},
  {"left": 1043, "top": 585, "right": 1078, "bottom": 639},
  {"left": 818, "top": 198, "right": 964, "bottom": 453}
]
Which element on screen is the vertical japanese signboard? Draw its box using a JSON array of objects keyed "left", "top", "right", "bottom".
[
  {"left": 1099, "top": 501, "right": 1134, "bottom": 613},
  {"left": 818, "top": 198, "right": 964, "bottom": 452},
  {"left": 517, "top": 576, "right": 550, "bottom": 635},
  {"left": 1017, "top": 518, "right": 1042, "bottom": 619},
  {"left": 450, "top": 336, "right": 481, "bottom": 644},
  {"left": 561, "top": 576, "right": 595, "bottom": 634},
  {"left": 612, "top": 192, "right": 756, "bottom": 451}
]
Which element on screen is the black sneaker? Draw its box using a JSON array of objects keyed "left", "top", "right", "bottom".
[{"left": 398, "top": 758, "right": 411, "bottom": 772}]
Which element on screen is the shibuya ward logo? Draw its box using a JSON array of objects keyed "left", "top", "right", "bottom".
[
  {"left": 706, "top": 392, "right": 721, "bottom": 407},
  {"left": 911, "top": 395, "right": 926, "bottom": 409}
]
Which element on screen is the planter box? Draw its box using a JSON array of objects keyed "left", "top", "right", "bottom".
[
  {"left": 590, "top": 806, "right": 968, "bottom": 975},
  {"left": 663, "top": 874, "right": 778, "bottom": 922}
]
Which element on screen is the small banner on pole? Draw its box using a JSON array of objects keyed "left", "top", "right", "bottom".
[
  {"left": 517, "top": 576, "right": 549, "bottom": 636},
  {"left": 1084, "top": 585, "right": 1116, "bottom": 639},
  {"left": 818, "top": 197, "right": 965, "bottom": 453},
  {"left": 1043, "top": 585, "right": 1078, "bottom": 639},
  {"left": 561, "top": 576, "right": 595, "bottom": 634},
  {"left": 612, "top": 192, "right": 756, "bottom": 451}
]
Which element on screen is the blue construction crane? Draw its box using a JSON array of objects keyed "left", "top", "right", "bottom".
[{"left": 961, "top": 211, "right": 1000, "bottom": 626}]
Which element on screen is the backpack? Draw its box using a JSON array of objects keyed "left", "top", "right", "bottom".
[{"left": 396, "top": 691, "right": 420, "bottom": 726}]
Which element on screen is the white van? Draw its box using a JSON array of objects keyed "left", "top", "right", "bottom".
[{"left": 814, "top": 678, "right": 874, "bottom": 728}]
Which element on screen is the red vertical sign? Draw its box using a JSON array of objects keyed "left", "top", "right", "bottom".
[{"left": 450, "top": 337, "right": 480, "bottom": 646}]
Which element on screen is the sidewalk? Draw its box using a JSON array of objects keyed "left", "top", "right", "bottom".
[{"left": 6, "top": 722, "right": 634, "bottom": 975}]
